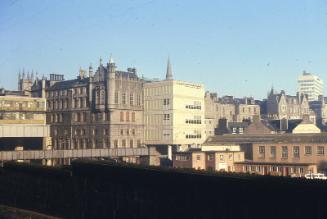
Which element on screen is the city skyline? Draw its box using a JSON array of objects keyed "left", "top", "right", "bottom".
[{"left": 1, "top": 0, "right": 327, "bottom": 99}]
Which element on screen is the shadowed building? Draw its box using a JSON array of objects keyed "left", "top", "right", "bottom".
[{"left": 27, "top": 56, "right": 144, "bottom": 164}]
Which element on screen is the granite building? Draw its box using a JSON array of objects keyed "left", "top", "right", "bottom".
[
  {"left": 204, "top": 92, "right": 260, "bottom": 130},
  {"left": 26, "top": 57, "right": 144, "bottom": 155},
  {"left": 266, "top": 88, "right": 315, "bottom": 121}
]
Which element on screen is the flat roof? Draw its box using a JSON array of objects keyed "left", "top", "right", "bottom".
[{"left": 205, "top": 133, "right": 327, "bottom": 144}]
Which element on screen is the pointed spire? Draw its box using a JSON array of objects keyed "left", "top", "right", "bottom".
[
  {"left": 89, "top": 63, "right": 93, "bottom": 77},
  {"left": 109, "top": 54, "right": 114, "bottom": 64},
  {"left": 18, "top": 69, "right": 21, "bottom": 80},
  {"left": 99, "top": 57, "right": 103, "bottom": 66},
  {"left": 166, "top": 57, "right": 173, "bottom": 80},
  {"left": 31, "top": 69, "right": 34, "bottom": 81},
  {"left": 22, "top": 68, "right": 25, "bottom": 79}
]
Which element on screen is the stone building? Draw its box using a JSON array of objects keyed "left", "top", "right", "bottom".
[
  {"left": 266, "top": 88, "right": 315, "bottom": 122},
  {"left": 173, "top": 145, "right": 244, "bottom": 172},
  {"left": 204, "top": 92, "right": 260, "bottom": 129},
  {"left": 309, "top": 95, "right": 327, "bottom": 129},
  {"left": 205, "top": 119, "right": 326, "bottom": 177},
  {"left": 28, "top": 56, "right": 144, "bottom": 155},
  {"left": 17, "top": 70, "right": 35, "bottom": 96}
]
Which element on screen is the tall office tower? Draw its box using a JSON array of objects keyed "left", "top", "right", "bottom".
[{"left": 298, "top": 71, "right": 324, "bottom": 102}]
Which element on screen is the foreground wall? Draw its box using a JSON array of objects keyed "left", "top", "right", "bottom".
[{"left": 0, "top": 161, "right": 327, "bottom": 219}]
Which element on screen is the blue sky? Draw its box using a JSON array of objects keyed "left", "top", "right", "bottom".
[{"left": 1, "top": 0, "right": 327, "bottom": 99}]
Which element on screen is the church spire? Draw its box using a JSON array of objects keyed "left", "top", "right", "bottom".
[
  {"left": 166, "top": 57, "right": 173, "bottom": 80},
  {"left": 109, "top": 54, "right": 114, "bottom": 64}
]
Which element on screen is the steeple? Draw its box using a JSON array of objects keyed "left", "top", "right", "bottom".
[
  {"left": 89, "top": 64, "right": 93, "bottom": 77},
  {"left": 109, "top": 54, "right": 114, "bottom": 64},
  {"left": 108, "top": 54, "right": 116, "bottom": 73},
  {"left": 99, "top": 57, "right": 103, "bottom": 66},
  {"left": 166, "top": 57, "right": 173, "bottom": 80}
]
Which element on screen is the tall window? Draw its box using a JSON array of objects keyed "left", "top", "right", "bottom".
[
  {"left": 120, "top": 111, "right": 124, "bottom": 122},
  {"left": 130, "top": 94, "right": 134, "bottom": 105},
  {"left": 122, "top": 93, "right": 126, "bottom": 105},
  {"left": 282, "top": 146, "right": 288, "bottom": 159},
  {"left": 130, "top": 140, "right": 133, "bottom": 148},
  {"left": 132, "top": 112, "right": 135, "bottom": 122},
  {"left": 114, "top": 140, "right": 118, "bottom": 148},
  {"left": 122, "top": 139, "right": 126, "bottom": 147},
  {"left": 317, "top": 146, "right": 325, "bottom": 155},
  {"left": 270, "top": 146, "right": 276, "bottom": 158},
  {"left": 126, "top": 112, "right": 130, "bottom": 122},
  {"left": 258, "top": 146, "right": 265, "bottom": 158},
  {"left": 114, "top": 91, "right": 118, "bottom": 104},
  {"left": 137, "top": 95, "right": 141, "bottom": 106},
  {"left": 293, "top": 146, "right": 300, "bottom": 158}
]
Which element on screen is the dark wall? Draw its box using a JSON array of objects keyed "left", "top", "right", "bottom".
[
  {"left": 0, "top": 137, "right": 43, "bottom": 151},
  {"left": 0, "top": 161, "right": 327, "bottom": 219}
]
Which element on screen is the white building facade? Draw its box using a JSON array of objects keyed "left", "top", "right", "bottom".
[
  {"left": 298, "top": 71, "right": 324, "bottom": 102},
  {"left": 144, "top": 60, "right": 206, "bottom": 149}
]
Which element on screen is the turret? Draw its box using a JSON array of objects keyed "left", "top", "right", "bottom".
[
  {"left": 89, "top": 64, "right": 93, "bottom": 77},
  {"left": 166, "top": 57, "right": 173, "bottom": 80},
  {"left": 107, "top": 54, "right": 116, "bottom": 109}
]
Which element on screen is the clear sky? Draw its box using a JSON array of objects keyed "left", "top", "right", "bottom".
[{"left": 1, "top": 0, "right": 327, "bottom": 99}]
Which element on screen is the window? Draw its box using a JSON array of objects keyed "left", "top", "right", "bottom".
[
  {"left": 114, "top": 140, "right": 118, "bottom": 148},
  {"left": 132, "top": 129, "right": 135, "bottom": 135},
  {"left": 196, "top": 155, "right": 201, "bottom": 161},
  {"left": 120, "top": 111, "right": 124, "bottom": 122},
  {"left": 305, "top": 146, "right": 312, "bottom": 155},
  {"left": 270, "top": 146, "right": 276, "bottom": 158},
  {"left": 293, "top": 146, "right": 300, "bottom": 158},
  {"left": 207, "top": 154, "right": 214, "bottom": 161},
  {"left": 317, "top": 146, "right": 325, "bottom": 155},
  {"left": 130, "top": 94, "right": 134, "bottom": 105},
  {"left": 137, "top": 140, "right": 141, "bottom": 147},
  {"left": 258, "top": 146, "right": 265, "bottom": 158},
  {"left": 163, "top": 98, "right": 170, "bottom": 105},
  {"left": 164, "top": 114, "right": 170, "bottom": 120},
  {"left": 126, "top": 112, "right": 130, "bottom": 121},
  {"left": 130, "top": 140, "right": 133, "bottom": 148},
  {"left": 114, "top": 91, "right": 119, "bottom": 104},
  {"left": 122, "top": 139, "right": 126, "bottom": 147},
  {"left": 137, "top": 95, "right": 141, "bottom": 106},
  {"left": 122, "top": 93, "right": 126, "bottom": 104},
  {"left": 132, "top": 112, "right": 135, "bottom": 122},
  {"left": 219, "top": 154, "right": 224, "bottom": 161},
  {"left": 282, "top": 146, "right": 288, "bottom": 159}
]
